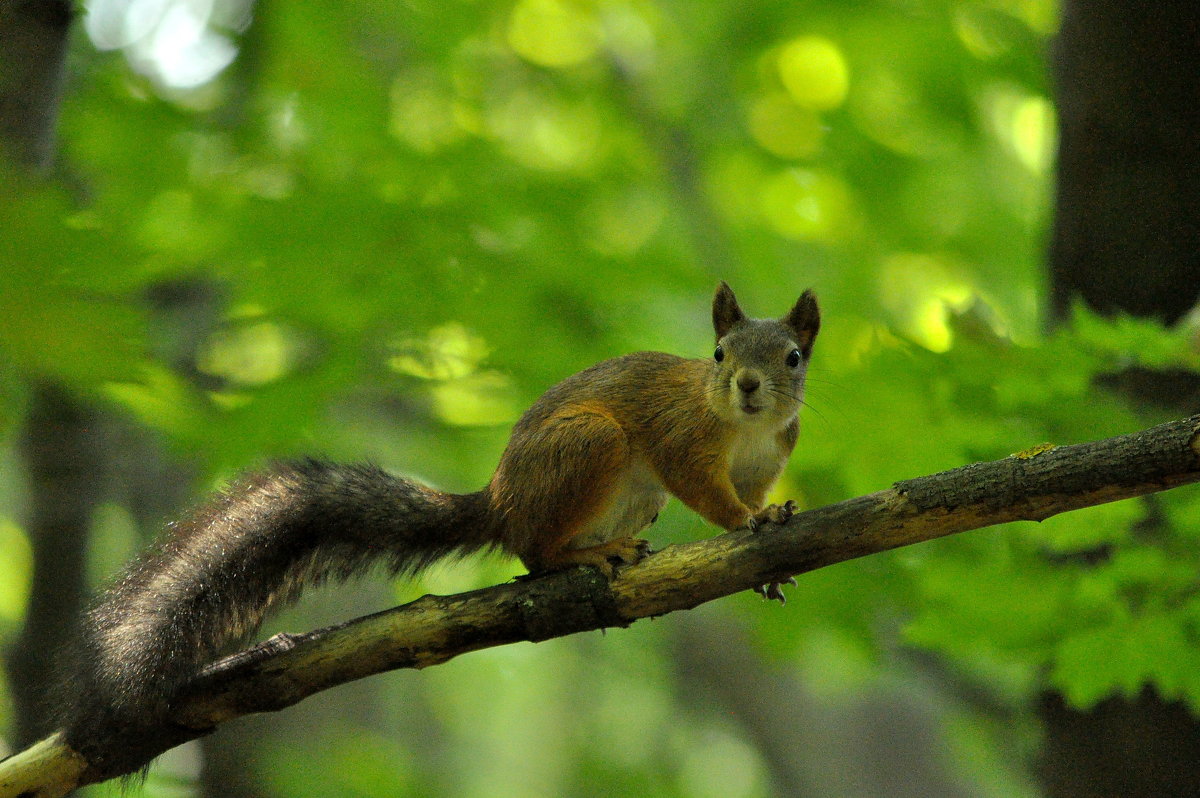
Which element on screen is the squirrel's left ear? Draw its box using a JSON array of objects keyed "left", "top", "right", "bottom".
[
  {"left": 712, "top": 281, "right": 746, "bottom": 339},
  {"left": 785, "top": 289, "right": 820, "bottom": 358}
]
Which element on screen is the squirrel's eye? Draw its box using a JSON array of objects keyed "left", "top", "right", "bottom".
[
  {"left": 714, "top": 345, "right": 725, "bottom": 363},
  {"left": 786, "top": 348, "right": 801, "bottom": 368}
]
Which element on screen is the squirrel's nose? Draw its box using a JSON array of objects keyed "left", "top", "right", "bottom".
[{"left": 737, "top": 374, "right": 760, "bottom": 394}]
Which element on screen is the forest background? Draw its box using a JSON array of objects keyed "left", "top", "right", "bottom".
[{"left": 2, "top": 0, "right": 1199, "bottom": 796}]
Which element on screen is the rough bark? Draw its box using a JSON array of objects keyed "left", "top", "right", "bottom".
[{"left": 3, "top": 415, "right": 1199, "bottom": 797}]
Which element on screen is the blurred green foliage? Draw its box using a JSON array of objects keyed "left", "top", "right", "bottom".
[{"left": 3, "top": 0, "right": 1199, "bottom": 795}]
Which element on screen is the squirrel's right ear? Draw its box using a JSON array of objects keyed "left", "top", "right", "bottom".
[
  {"left": 713, "top": 281, "right": 745, "bottom": 339},
  {"left": 785, "top": 289, "right": 820, "bottom": 358}
]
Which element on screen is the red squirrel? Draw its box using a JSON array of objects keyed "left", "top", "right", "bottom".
[{"left": 57, "top": 281, "right": 819, "bottom": 776}]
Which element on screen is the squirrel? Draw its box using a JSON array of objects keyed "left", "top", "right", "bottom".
[{"left": 55, "top": 281, "right": 819, "bottom": 777}]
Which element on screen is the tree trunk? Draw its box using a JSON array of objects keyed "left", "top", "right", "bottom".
[
  {"left": 1040, "top": 1, "right": 1200, "bottom": 794},
  {"left": 1048, "top": 0, "right": 1200, "bottom": 325},
  {"left": 0, "top": 0, "right": 96, "bottom": 749},
  {"left": 0, "top": 0, "right": 72, "bottom": 170}
]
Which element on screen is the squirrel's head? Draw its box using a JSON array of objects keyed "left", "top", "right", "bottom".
[{"left": 707, "top": 281, "right": 820, "bottom": 425}]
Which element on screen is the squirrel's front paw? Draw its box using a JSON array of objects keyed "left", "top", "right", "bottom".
[
  {"left": 745, "top": 502, "right": 798, "bottom": 603},
  {"left": 753, "top": 577, "right": 798, "bottom": 605},
  {"left": 746, "top": 500, "right": 798, "bottom": 531}
]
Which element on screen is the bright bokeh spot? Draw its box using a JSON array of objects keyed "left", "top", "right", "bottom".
[
  {"left": 879, "top": 253, "right": 974, "bottom": 352},
  {"left": 86, "top": 0, "right": 170, "bottom": 49},
  {"left": 432, "top": 371, "right": 519, "bottom": 427},
  {"left": 103, "top": 364, "right": 198, "bottom": 434},
  {"left": 1011, "top": 95, "right": 1056, "bottom": 174},
  {"left": 198, "top": 321, "right": 294, "bottom": 385},
  {"left": 954, "top": 6, "right": 1010, "bottom": 59},
  {"left": 600, "top": 1, "right": 658, "bottom": 73},
  {"left": 1003, "top": 0, "right": 1060, "bottom": 35},
  {"left": 85, "top": 0, "right": 240, "bottom": 89},
  {"left": 389, "top": 324, "right": 516, "bottom": 426},
  {"left": 487, "top": 91, "right": 602, "bottom": 171},
  {"left": 507, "top": 0, "right": 602, "bottom": 68},
  {"left": 389, "top": 72, "right": 466, "bottom": 154},
  {"left": 845, "top": 322, "right": 907, "bottom": 367},
  {"left": 0, "top": 519, "right": 31, "bottom": 622},
  {"left": 983, "top": 86, "right": 1057, "bottom": 174},
  {"left": 760, "top": 168, "right": 854, "bottom": 241},
  {"left": 390, "top": 323, "right": 490, "bottom": 381},
  {"left": 747, "top": 93, "right": 824, "bottom": 159},
  {"left": 777, "top": 36, "right": 849, "bottom": 111},
  {"left": 144, "top": 0, "right": 237, "bottom": 89},
  {"left": 268, "top": 93, "right": 307, "bottom": 154}
]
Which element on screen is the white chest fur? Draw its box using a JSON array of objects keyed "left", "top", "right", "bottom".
[{"left": 727, "top": 424, "right": 786, "bottom": 501}]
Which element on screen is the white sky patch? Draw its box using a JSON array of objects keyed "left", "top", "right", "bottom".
[{"left": 85, "top": 0, "right": 240, "bottom": 89}]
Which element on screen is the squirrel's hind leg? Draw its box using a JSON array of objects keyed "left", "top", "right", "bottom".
[{"left": 509, "top": 409, "right": 652, "bottom": 578}]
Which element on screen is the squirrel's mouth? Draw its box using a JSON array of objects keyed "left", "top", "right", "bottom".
[{"left": 740, "top": 404, "right": 764, "bottom": 415}]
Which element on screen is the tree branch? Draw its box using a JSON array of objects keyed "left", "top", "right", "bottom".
[{"left": 4, "top": 415, "right": 1200, "bottom": 797}]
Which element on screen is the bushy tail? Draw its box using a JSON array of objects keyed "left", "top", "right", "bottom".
[{"left": 56, "top": 459, "right": 493, "bottom": 777}]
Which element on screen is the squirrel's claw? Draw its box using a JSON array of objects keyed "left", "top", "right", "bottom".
[
  {"left": 748, "top": 500, "right": 798, "bottom": 531},
  {"left": 754, "top": 576, "right": 797, "bottom": 604},
  {"left": 744, "top": 503, "right": 798, "bottom": 602}
]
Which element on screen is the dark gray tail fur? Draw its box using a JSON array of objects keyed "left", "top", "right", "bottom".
[{"left": 55, "top": 459, "right": 492, "bottom": 778}]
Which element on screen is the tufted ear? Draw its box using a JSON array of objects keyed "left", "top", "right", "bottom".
[
  {"left": 712, "top": 281, "right": 745, "bottom": 339},
  {"left": 785, "top": 289, "right": 820, "bottom": 357}
]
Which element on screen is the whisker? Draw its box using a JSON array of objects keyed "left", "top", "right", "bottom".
[{"left": 798, "top": 400, "right": 828, "bottom": 423}]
